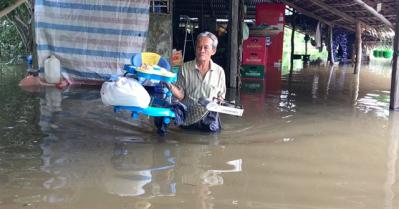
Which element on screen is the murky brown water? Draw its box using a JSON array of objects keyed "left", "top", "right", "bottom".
[{"left": 1, "top": 61, "right": 399, "bottom": 209}]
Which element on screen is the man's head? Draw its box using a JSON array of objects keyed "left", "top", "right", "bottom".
[{"left": 195, "top": 31, "right": 218, "bottom": 63}]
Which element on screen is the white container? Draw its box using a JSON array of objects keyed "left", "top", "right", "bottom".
[{"left": 44, "top": 55, "right": 61, "bottom": 84}]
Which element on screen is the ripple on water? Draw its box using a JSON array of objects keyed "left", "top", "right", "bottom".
[{"left": 356, "top": 91, "right": 390, "bottom": 119}]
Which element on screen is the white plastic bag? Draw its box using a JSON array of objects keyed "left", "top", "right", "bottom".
[{"left": 100, "top": 77, "right": 150, "bottom": 108}]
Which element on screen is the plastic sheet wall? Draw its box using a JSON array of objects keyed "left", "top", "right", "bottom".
[
  {"left": 332, "top": 29, "right": 355, "bottom": 62},
  {"left": 35, "top": 0, "right": 150, "bottom": 84}
]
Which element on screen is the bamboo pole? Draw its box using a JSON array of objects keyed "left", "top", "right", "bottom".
[
  {"left": 0, "top": 0, "right": 26, "bottom": 19},
  {"left": 353, "top": 0, "right": 393, "bottom": 28}
]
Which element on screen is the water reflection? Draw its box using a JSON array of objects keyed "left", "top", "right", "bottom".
[
  {"left": 311, "top": 72, "right": 319, "bottom": 100},
  {"left": 33, "top": 87, "right": 245, "bottom": 208},
  {"left": 357, "top": 91, "right": 390, "bottom": 119},
  {"left": 39, "top": 87, "right": 63, "bottom": 133},
  {"left": 201, "top": 159, "right": 242, "bottom": 186},
  {"left": 385, "top": 112, "right": 399, "bottom": 209},
  {"left": 106, "top": 141, "right": 176, "bottom": 197}
]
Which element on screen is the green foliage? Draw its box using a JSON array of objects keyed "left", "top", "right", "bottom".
[
  {"left": 0, "top": 18, "right": 27, "bottom": 63},
  {"left": 0, "top": 0, "right": 15, "bottom": 10},
  {"left": 0, "top": 0, "right": 33, "bottom": 63},
  {"left": 281, "top": 27, "right": 328, "bottom": 74}
]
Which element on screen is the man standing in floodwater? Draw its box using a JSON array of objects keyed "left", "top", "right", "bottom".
[{"left": 166, "top": 31, "right": 226, "bottom": 132}]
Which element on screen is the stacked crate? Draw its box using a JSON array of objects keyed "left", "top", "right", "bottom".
[
  {"left": 242, "top": 36, "right": 267, "bottom": 80},
  {"left": 241, "top": 3, "right": 285, "bottom": 94},
  {"left": 241, "top": 36, "right": 268, "bottom": 92}
]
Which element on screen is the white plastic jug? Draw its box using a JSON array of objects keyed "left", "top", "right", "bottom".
[{"left": 44, "top": 55, "right": 61, "bottom": 84}]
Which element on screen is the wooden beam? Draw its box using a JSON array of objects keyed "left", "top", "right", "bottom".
[
  {"left": 389, "top": 2, "right": 399, "bottom": 110},
  {"left": 354, "top": 21, "right": 362, "bottom": 74},
  {"left": 280, "top": 0, "right": 355, "bottom": 32},
  {"left": 227, "top": 0, "right": 239, "bottom": 88},
  {"left": 329, "top": 2, "right": 358, "bottom": 8},
  {"left": 0, "top": 0, "right": 26, "bottom": 19},
  {"left": 309, "top": 0, "right": 357, "bottom": 23},
  {"left": 353, "top": 0, "right": 393, "bottom": 29},
  {"left": 306, "top": 0, "right": 378, "bottom": 35},
  {"left": 281, "top": 0, "right": 333, "bottom": 26},
  {"left": 283, "top": 0, "right": 387, "bottom": 39}
]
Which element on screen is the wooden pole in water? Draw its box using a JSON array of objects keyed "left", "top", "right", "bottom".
[
  {"left": 227, "top": 0, "right": 239, "bottom": 88},
  {"left": 327, "top": 25, "right": 335, "bottom": 65},
  {"left": 354, "top": 21, "right": 362, "bottom": 74},
  {"left": 389, "top": 3, "right": 399, "bottom": 110}
]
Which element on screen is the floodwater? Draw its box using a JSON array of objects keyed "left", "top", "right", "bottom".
[{"left": 1, "top": 61, "right": 399, "bottom": 209}]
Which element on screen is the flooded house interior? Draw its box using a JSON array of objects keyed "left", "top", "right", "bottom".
[{"left": 1, "top": 0, "right": 399, "bottom": 209}]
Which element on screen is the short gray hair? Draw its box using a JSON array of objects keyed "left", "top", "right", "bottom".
[{"left": 196, "top": 31, "right": 218, "bottom": 49}]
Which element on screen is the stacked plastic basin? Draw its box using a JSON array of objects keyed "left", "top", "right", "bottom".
[{"left": 373, "top": 49, "right": 393, "bottom": 59}]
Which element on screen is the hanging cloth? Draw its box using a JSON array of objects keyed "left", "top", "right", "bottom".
[
  {"left": 242, "top": 22, "right": 249, "bottom": 41},
  {"left": 35, "top": 0, "right": 150, "bottom": 84}
]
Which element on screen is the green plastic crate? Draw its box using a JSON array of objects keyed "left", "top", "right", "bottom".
[
  {"left": 241, "top": 79, "right": 264, "bottom": 93},
  {"left": 240, "top": 65, "right": 265, "bottom": 79}
]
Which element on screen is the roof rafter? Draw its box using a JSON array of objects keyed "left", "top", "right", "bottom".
[
  {"left": 309, "top": 0, "right": 357, "bottom": 23},
  {"left": 280, "top": 0, "right": 355, "bottom": 31},
  {"left": 353, "top": 0, "right": 393, "bottom": 28}
]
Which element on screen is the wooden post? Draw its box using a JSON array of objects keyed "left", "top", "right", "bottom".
[
  {"left": 354, "top": 21, "right": 362, "bottom": 74},
  {"left": 327, "top": 25, "right": 335, "bottom": 65},
  {"left": 237, "top": 0, "right": 244, "bottom": 89},
  {"left": 227, "top": 0, "right": 239, "bottom": 88},
  {"left": 389, "top": 3, "right": 399, "bottom": 110},
  {"left": 32, "top": 14, "right": 38, "bottom": 69},
  {"left": 304, "top": 34, "right": 309, "bottom": 55}
]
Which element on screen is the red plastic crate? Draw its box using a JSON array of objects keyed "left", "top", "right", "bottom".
[
  {"left": 242, "top": 50, "right": 267, "bottom": 65},
  {"left": 243, "top": 37, "right": 266, "bottom": 52}
]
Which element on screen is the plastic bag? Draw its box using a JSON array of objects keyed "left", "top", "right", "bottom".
[{"left": 100, "top": 77, "right": 150, "bottom": 108}]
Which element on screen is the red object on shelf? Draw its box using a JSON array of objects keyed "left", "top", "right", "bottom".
[{"left": 256, "top": 3, "right": 285, "bottom": 71}]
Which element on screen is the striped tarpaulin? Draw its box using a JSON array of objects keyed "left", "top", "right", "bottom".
[{"left": 35, "top": 0, "right": 150, "bottom": 84}]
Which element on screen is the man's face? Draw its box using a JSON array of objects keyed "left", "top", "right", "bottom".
[{"left": 195, "top": 37, "right": 216, "bottom": 63}]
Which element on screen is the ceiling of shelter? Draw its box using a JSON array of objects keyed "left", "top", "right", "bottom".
[{"left": 173, "top": 0, "right": 398, "bottom": 42}]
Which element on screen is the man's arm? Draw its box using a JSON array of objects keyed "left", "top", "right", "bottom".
[
  {"left": 217, "top": 68, "right": 226, "bottom": 99},
  {"left": 166, "top": 83, "right": 184, "bottom": 101}
]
